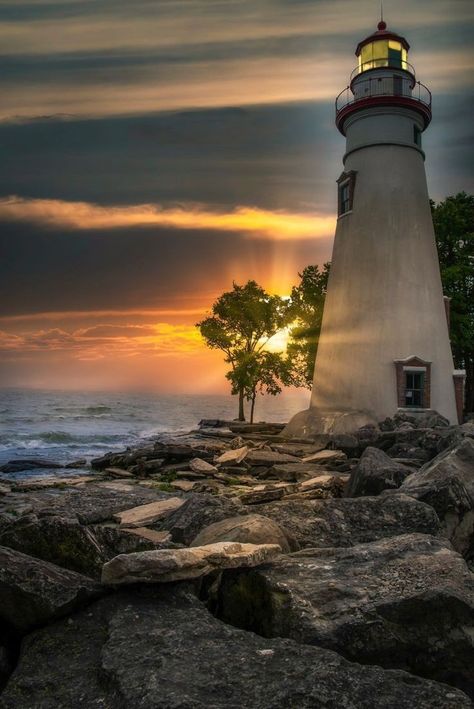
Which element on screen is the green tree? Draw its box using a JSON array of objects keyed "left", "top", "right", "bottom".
[
  {"left": 432, "top": 192, "right": 474, "bottom": 414},
  {"left": 197, "top": 281, "right": 291, "bottom": 420},
  {"left": 227, "top": 350, "right": 292, "bottom": 423},
  {"left": 286, "top": 263, "right": 331, "bottom": 389}
]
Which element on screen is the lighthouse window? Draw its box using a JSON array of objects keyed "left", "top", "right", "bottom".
[
  {"left": 388, "top": 40, "right": 403, "bottom": 68},
  {"left": 337, "top": 171, "right": 356, "bottom": 217},
  {"left": 405, "top": 371, "right": 425, "bottom": 407},
  {"left": 340, "top": 182, "right": 350, "bottom": 214}
]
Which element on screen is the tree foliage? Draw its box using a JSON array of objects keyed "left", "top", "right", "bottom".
[
  {"left": 286, "top": 263, "right": 331, "bottom": 389},
  {"left": 197, "top": 281, "right": 291, "bottom": 420},
  {"left": 432, "top": 192, "right": 474, "bottom": 414}
]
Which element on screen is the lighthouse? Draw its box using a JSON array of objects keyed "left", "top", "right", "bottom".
[{"left": 286, "top": 19, "right": 463, "bottom": 436}]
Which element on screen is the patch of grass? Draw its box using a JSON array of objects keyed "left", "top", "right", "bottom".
[
  {"left": 154, "top": 482, "right": 175, "bottom": 493},
  {"left": 160, "top": 471, "right": 178, "bottom": 483}
]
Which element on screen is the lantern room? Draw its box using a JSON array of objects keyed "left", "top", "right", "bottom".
[{"left": 355, "top": 21, "right": 411, "bottom": 77}]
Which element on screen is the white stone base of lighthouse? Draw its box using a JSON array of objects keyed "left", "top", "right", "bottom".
[{"left": 285, "top": 141, "right": 458, "bottom": 437}]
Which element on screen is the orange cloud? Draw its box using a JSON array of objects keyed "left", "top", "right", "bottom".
[{"left": 0, "top": 196, "right": 335, "bottom": 241}]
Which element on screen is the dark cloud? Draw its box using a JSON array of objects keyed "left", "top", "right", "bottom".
[
  {"left": 0, "top": 219, "right": 332, "bottom": 317},
  {"left": 0, "top": 103, "right": 339, "bottom": 212}
]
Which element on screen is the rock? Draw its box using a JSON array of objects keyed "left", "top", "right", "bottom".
[
  {"left": 22, "top": 483, "right": 167, "bottom": 525},
  {"left": 401, "top": 438, "right": 474, "bottom": 560},
  {"left": 288, "top": 474, "right": 347, "bottom": 499},
  {"left": 104, "top": 467, "right": 134, "bottom": 478},
  {"left": 257, "top": 493, "right": 440, "bottom": 549},
  {"left": 2, "top": 586, "right": 470, "bottom": 709},
  {"left": 156, "top": 444, "right": 214, "bottom": 462},
  {"left": 239, "top": 487, "right": 285, "bottom": 505},
  {"left": 157, "top": 493, "right": 246, "bottom": 545},
  {"left": 170, "top": 480, "right": 198, "bottom": 492},
  {"left": 65, "top": 458, "right": 87, "bottom": 469},
  {"left": 345, "top": 447, "right": 413, "bottom": 497},
  {"left": 189, "top": 457, "right": 218, "bottom": 474},
  {"left": 191, "top": 514, "right": 297, "bottom": 553},
  {"left": 244, "top": 450, "right": 301, "bottom": 466},
  {"left": 415, "top": 411, "right": 451, "bottom": 429},
  {"left": 0, "top": 484, "right": 11, "bottom": 496},
  {"left": 215, "top": 446, "right": 248, "bottom": 465},
  {"left": 217, "top": 534, "right": 474, "bottom": 695},
  {"left": 102, "top": 541, "right": 281, "bottom": 584},
  {"left": 11, "top": 475, "right": 98, "bottom": 491},
  {"left": 0, "top": 545, "right": 102, "bottom": 632},
  {"left": 0, "top": 510, "right": 173, "bottom": 578},
  {"left": 327, "top": 434, "right": 360, "bottom": 455},
  {"left": 113, "top": 497, "right": 184, "bottom": 528},
  {"left": 268, "top": 462, "right": 325, "bottom": 482},
  {"left": 0, "top": 514, "right": 105, "bottom": 577},
  {"left": 0, "top": 458, "right": 63, "bottom": 473},
  {"left": 119, "top": 528, "right": 171, "bottom": 544},
  {"left": 302, "top": 449, "right": 346, "bottom": 463}
]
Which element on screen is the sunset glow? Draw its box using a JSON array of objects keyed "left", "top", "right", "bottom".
[{"left": 0, "top": 0, "right": 472, "bottom": 392}]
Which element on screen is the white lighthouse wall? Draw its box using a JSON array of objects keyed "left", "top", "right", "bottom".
[{"left": 310, "top": 136, "right": 458, "bottom": 423}]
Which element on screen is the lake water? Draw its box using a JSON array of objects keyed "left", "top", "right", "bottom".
[{"left": 0, "top": 388, "right": 310, "bottom": 478}]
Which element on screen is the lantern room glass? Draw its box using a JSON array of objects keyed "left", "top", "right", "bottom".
[{"left": 358, "top": 40, "right": 408, "bottom": 73}]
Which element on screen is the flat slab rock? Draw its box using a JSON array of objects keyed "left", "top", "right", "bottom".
[
  {"left": 0, "top": 545, "right": 102, "bottom": 632},
  {"left": 217, "top": 533, "right": 474, "bottom": 695},
  {"left": 256, "top": 493, "right": 440, "bottom": 548},
  {"left": 1, "top": 585, "right": 470, "bottom": 708},
  {"left": 102, "top": 541, "right": 281, "bottom": 584},
  {"left": 113, "top": 497, "right": 184, "bottom": 528}
]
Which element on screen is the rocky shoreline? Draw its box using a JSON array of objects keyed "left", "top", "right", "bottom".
[{"left": 0, "top": 413, "right": 474, "bottom": 707}]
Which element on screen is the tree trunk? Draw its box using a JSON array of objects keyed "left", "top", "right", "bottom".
[
  {"left": 250, "top": 390, "right": 257, "bottom": 424},
  {"left": 238, "top": 387, "right": 246, "bottom": 421}
]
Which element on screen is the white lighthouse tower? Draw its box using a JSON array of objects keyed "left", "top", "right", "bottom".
[{"left": 286, "top": 19, "right": 463, "bottom": 436}]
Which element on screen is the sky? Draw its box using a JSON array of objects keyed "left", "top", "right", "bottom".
[{"left": 0, "top": 0, "right": 473, "bottom": 392}]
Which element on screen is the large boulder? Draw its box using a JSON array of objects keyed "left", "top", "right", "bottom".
[
  {"left": 401, "top": 438, "right": 474, "bottom": 561},
  {"left": 156, "top": 493, "right": 246, "bottom": 545},
  {"left": 217, "top": 534, "right": 474, "bottom": 695},
  {"left": 256, "top": 494, "right": 440, "bottom": 549},
  {"left": 345, "top": 447, "right": 413, "bottom": 497},
  {"left": 0, "top": 546, "right": 103, "bottom": 632},
  {"left": 102, "top": 542, "right": 281, "bottom": 584},
  {"left": 1, "top": 585, "right": 470, "bottom": 708},
  {"left": 191, "top": 514, "right": 297, "bottom": 553}
]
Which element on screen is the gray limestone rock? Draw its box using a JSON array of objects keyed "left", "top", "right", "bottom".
[
  {"left": 400, "top": 437, "right": 474, "bottom": 561},
  {"left": 156, "top": 493, "right": 246, "bottom": 545},
  {"left": 256, "top": 493, "right": 440, "bottom": 549},
  {"left": 345, "top": 446, "right": 413, "bottom": 496},
  {"left": 1, "top": 585, "right": 470, "bottom": 708},
  {"left": 217, "top": 533, "right": 474, "bottom": 696},
  {"left": 0, "top": 545, "right": 103, "bottom": 632}
]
